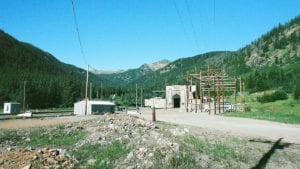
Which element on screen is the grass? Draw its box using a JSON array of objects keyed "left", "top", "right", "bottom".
[
  {"left": 0, "top": 130, "right": 23, "bottom": 144},
  {"left": 70, "top": 140, "right": 131, "bottom": 169},
  {"left": 226, "top": 94, "right": 300, "bottom": 124},
  {"left": 184, "top": 135, "right": 238, "bottom": 161},
  {"left": 27, "top": 125, "right": 85, "bottom": 147},
  {"left": 151, "top": 134, "right": 243, "bottom": 169},
  {"left": 0, "top": 125, "right": 86, "bottom": 148}
]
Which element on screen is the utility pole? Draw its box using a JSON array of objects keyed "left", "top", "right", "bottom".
[
  {"left": 165, "top": 78, "right": 167, "bottom": 110},
  {"left": 140, "top": 87, "right": 143, "bottom": 108},
  {"left": 23, "top": 81, "right": 27, "bottom": 113},
  {"left": 135, "top": 83, "right": 138, "bottom": 111},
  {"left": 90, "top": 82, "right": 93, "bottom": 100},
  {"left": 85, "top": 65, "right": 89, "bottom": 115},
  {"left": 186, "top": 71, "right": 189, "bottom": 112},
  {"left": 101, "top": 81, "right": 103, "bottom": 100}
]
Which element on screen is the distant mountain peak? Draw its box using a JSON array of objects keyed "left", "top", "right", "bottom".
[
  {"left": 142, "top": 59, "right": 171, "bottom": 71},
  {"left": 91, "top": 69, "right": 126, "bottom": 75}
]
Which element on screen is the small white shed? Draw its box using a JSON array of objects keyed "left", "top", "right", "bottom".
[
  {"left": 74, "top": 100, "right": 115, "bottom": 115},
  {"left": 4, "top": 102, "right": 21, "bottom": 114}
]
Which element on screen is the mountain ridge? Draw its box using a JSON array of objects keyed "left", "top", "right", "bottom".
[{"left": 0, "top": 15, "right": 299, "bottom": 107}]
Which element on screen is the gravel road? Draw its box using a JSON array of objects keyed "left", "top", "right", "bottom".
[
  {"left": 1, "top": 109, "right": 299, "bottom": 144},
  {"left": 137, "top": 108, "right": 300, "bottom": 144}
]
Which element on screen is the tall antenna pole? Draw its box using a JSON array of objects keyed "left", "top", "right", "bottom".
[
  {"left": 23, "top": 81, "right": 27, "bottom": 112},
  {"left": 85, "top": 65, "right": 89, "bottom": 115}
]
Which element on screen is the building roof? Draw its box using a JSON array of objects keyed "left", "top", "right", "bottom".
[{"left": 75, "top": 100, "right": 115, "bottom": 105}]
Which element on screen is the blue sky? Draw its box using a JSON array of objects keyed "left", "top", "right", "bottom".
[{"left": 0, "top": 0, "right": 299, "bottom": 70}]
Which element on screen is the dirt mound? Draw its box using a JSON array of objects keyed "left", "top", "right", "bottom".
[{"left": 0, "top": 148, "right": 76, "bottom": 169}]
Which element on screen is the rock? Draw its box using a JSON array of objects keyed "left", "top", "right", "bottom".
[
  {"left": 136, "top": 147, "right": 148, "bottom": 159},
  {"left": 148, "top": 153, "right": 154, "bottom": 157},
  {"left": 76, "top": 126, "right": 84, "bottom": 130},
  {"left": 87, "top": 159, "right": 97, "bottom": 165},
  {"left": 126, "top": 166, "right": 135, "bottom": 169},
  {"left": 46, "top": 157, "right": 58, "bottom": 165},
  {"left": 50, "top": 149, "right": 60, "bottom": 156},
  {"left": 32, "top": 155, "right": 38, "bottom": 160},
  {"left": 25, "top": 146, "right": 32, "bottom": 151},
  {"left": 134, "top": 119, "right": 146, "bottom": 127},
  {"left": 109, "top": 124, "right": 115, "bottom": 130},
  {"left": 37, "top": 149, "right": 43, "bottom": 154},
  {"left": 201, "top": 154, "right": 209, "bottom": 162},
  {"left": 143, "top": 160, "right": 153, "bottom": 169},
  {"left": 65, "top": 124, "right": 72, "bottom": 128},
  {"left": 22, "top": 164, "right": 31, "bottom": 169},
  {"left": 127, "top": 151, "right": 134, "bottom": 160}
]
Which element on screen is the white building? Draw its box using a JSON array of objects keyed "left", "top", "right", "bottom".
[
  {"left": 74, "top": 100, "right": 115, "bottom": 115},
  {"left": 144, "top": 97, "right": 166, "bottom": 108},
  {"left": 3, "top": 102, "right": 21, "bottom": 114},
  {"left": 144, "top": 85, "right": 196, "bottom": 109}
]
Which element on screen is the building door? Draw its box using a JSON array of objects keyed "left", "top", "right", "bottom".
[{"left": 173, "top": 94, "right": 181, "bottom": 108}]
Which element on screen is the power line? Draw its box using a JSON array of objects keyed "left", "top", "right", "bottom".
[
  {"left": 172, "top": 0, "right": 196, "bottom": 53},
  {"left": 184, "top": 0, "right": 200, "bottom": 50},
  {"left": 213, "top": 0, "right": 216, "bottom": 49},
  {"left": 71, "top": 0, "right": 87, "bottom": 65}
]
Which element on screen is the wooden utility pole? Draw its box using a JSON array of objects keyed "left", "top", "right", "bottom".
[
  {"left": 85, "top": 65, "right": 89, "bottom": 115},
  {"left": 186, "top": 72, "right": 189, "bottom": 112},
  {"left": 222, "top": 74, "right": 225, "bottom": 113},
  {"left": 136, "top": 83, "right": 138, "bottom": 111},
  {"left": 199, "top": 72, "right": 202, "bottom": 112},
  {"left": 90, "top": 82, "right": 93, "bottom": 100},
  {"left": 23, "top": 81, "right": 27, "bottom": 112},
  {"left": 100, "top": 82, "right": 103, "bottom": 100},
  {"left": 234, "top": 77, "right": 237, "bottom": 111},
  {"left": 140, "top": 87, "right": 143, "bottom": 108},
  {"left": 213, "top": 76, "right": 216, "bottom": 114},
  {"left": 165, "top": 78, "right": 167, "bottom": 110}
]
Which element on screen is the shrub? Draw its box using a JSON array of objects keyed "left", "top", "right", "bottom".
[
  {"left": 257, "top": 90, "right": 288, "bottom": 103},
  {"left": 294, "top": 78, "right": 300, "bottom": 100}
]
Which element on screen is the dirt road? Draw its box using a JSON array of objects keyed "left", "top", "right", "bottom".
[
  {"left": 137, "top": 108, "right": 300, "bottom": 144},
  {"left": 0, "top": 115, "right": 100, "bottom": 129}
]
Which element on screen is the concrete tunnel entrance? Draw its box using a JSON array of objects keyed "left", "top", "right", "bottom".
[{"left": 173, "top": 94, "right": 181, "bottom": 108}]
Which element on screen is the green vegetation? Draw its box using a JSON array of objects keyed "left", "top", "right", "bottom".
[
  {"left": 257, "top": 90, "right": 288, "bottom": 103},
  {"left": 0, "top": 125, "right": 85, "bottom": 148},
  {"left": 226, "top": 96, "right": 300, "bottom": 124},
  {"left": 184, "top": 135, "right": 239, "bottom": 161},
  {"left": 294, "top": 78, "right": 300, "bottom": 99},
  {"left": 27, "top": 125, "right": 85, "bottom": 147},
  {"left": 70, "top": 140, "right": 131, "bottom": 169},
  {"left": 152, "top": 134, "right": 246, "bottom": 169}
]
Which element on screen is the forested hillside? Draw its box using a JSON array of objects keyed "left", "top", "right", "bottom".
[
  {"left": 0, "top": 30, "right": 86, "bottom": 109},
  {"left": 112, "top": 15, "right": 300, "bottom": 105},
  {"left": 1, "top": 15, "right": 299, "bottom": 109}
]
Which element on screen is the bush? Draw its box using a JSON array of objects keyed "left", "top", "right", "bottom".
[
  {"left": 294, "top": 78, "right": 300, "bottom": 100},
  {"left": 257, "top": 90, "right": 288, "bottom": 103}
]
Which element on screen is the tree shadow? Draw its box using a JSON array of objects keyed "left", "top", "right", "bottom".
[{"left": 250, "top": 138, "right": 292, "bottom": 169}]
